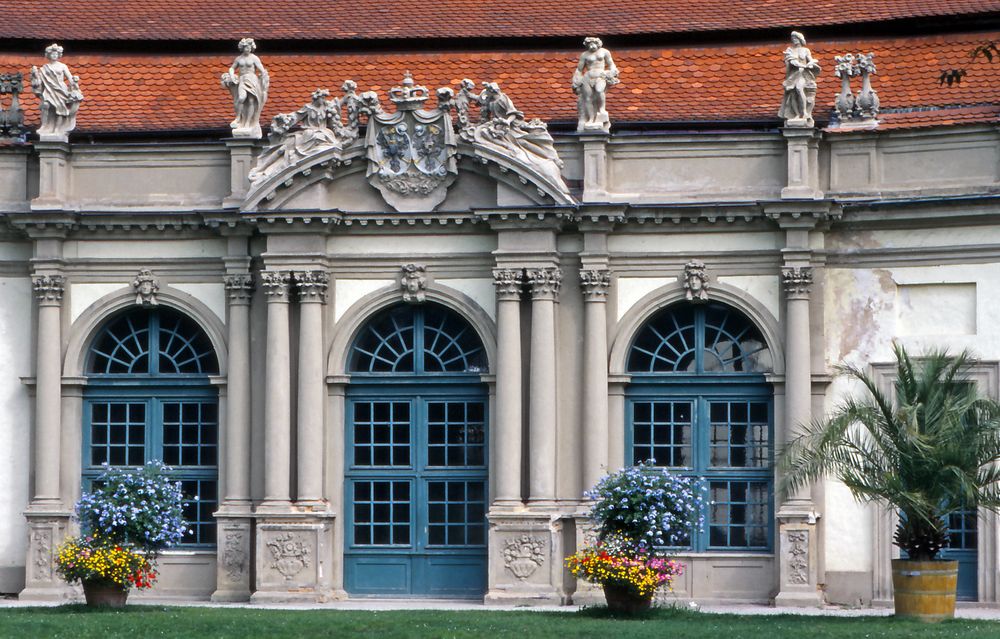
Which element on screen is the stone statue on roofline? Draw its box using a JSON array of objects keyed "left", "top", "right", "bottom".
[
  {"left": 778, "top": 31, "right": 821, "bottom": 128},
  {"left": 30, "top": 43, "right": 83, "bottom": 141},
  {"left": 221, "top": 38, "right": 269, "bottom": 139},
  {"left": 573, "top": 37, "right": 619, "bottom": 132}
]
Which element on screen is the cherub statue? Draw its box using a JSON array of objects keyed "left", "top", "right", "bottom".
[
  {"left": 572, "top": 37, "right": 619, "bottom": 132},
  {"left": 30, "top": 43, "right": 83, "bottom": 140},
  {"left": 221, "top": 38, "right": 269, "bottom": 138},
  {"left": 778, "top": 31, "right": 821, "bottom": 127}
]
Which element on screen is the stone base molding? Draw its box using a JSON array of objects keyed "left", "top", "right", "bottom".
[
  {"left": 485, "top": 512, "right": 572, "bottom": 605},
  {"left": 210, "top": 517, "right": 253, "bottom": 602},
  {"left": 774, "top": 508, "right": 824, "bottom": 607},
  {"left": 250, "top": 514, "right": 341, "bottom": 603},
  {"left": 19, "top": 512, "right": 73, "bottom": 601},
  {"left": 567, "top": 516, "right": 603, "bottom": 605}
]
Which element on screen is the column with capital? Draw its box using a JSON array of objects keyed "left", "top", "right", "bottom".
[
  {"left": 526, "top": 267, "right": 561, "bottom": 506},
  {"left": 774, "top": 264, "right": 823, "bottom": 606},
  {"left": 295, "top": 270, "right": 329, "bottom": 507},
  {"left": 21, "top": 273, "right": 71, "bottom": 600},
  {"left": 492, "top": 268, "right": 524, "bottom": 508},
  {"left": 212, "top": 272, "right": 254, "bottom": 602},
  {"left": 579, "top": 269, "right": 611, "bottom": 492},
  {"left": 259, "top": 270, "right": 293, "bottom": 511}
]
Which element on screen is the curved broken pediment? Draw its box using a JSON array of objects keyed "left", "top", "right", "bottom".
[{"left": 242, "top": 74, "right": 575, "bottom": 212}]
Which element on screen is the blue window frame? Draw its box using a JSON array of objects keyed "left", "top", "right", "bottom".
[
  {"left": 345, "top": 304, "right": 488, "bottom": 597},
  {"left": 626, "top": 302, "right": 774, "bottom": 552},
  {"left": 83, "top": 308, "right": 219, "bottom": 547}
]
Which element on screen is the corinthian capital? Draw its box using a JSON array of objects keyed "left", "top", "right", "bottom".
[
  {"left": 295, "top": 270, "right": 329, "bottom": 303},
  {"left": 493, "top": 268, "right": 523, "bottom": 302},
  {"left": 579, "top": 269, "right": 611, "bottom": 301},
  {"left": 224, "top": 273, "right": 254, "bottom": 304},
  {"left": 782, "top": 266, "right": 813, "bottom": 299},
  {"left": 526, "top": 267, "right": 563, "bottom": 301},
  {"left": 260, "top": 270, "right": 292, "bottom": 302},
  {"left": 32, "top": 274, "right": 65, "bottom": 305}
]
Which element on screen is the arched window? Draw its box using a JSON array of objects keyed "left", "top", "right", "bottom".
[
  {"left": 84, "top": 308, "right": 219, "bottom": 546},
  {"left": 626, "top": 302, "right": 774, "bottom": 551},
  {"left": 345, "top": 303, "right": 489, "bottom": 597}
]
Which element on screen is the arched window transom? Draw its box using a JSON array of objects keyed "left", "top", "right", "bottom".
[
  {"left": 88, "top": 308, "right": 219, "bottom": 376},
  {"left": 349, "top": 304, "right": 486, "bottom": 375},
  {"left": 627, "top": 302, "right": 771, "bottom": 374}
]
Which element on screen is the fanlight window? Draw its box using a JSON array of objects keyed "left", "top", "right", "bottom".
[
  {"left": 88, "top": 308, "right": 219, "bottom": 376},
  {"left": 627, "top": 303, "right": 771, "bottom": 374},
  {"left": 349, "top": 304, "right": 486, "bottom": 374}
]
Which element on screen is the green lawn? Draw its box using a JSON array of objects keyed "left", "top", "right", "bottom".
[{"left": 2, "top": 606, "right": 999, "bottom": 639}]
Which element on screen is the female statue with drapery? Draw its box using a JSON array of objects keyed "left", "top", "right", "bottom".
[
  {"left": 221, "top": 38, "right": 269, "bottom": 138},
  {"left": 30, "top": 43, "right": 83, "bottom": 140},
  {"left": 778, "top": 31, "right": 821, "bottom": 127}
]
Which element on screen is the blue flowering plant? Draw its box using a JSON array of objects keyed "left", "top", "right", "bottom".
[
  {"left": 75, "top": 461, "right": 190, "bottom": 555},
  {"left": 585, "top": 460, "right": 705, "bottom": 553}
]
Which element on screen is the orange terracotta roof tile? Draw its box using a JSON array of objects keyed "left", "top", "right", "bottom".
[
  {"left": 0, "top": 0, "right": 997, "bottom": 41},
  {"left": 1, "top": 31, "right": 998, "bottom": 133}
]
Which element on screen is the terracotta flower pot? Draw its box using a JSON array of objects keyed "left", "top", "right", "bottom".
[
  {"left": 891, "top": 559, "right": 958, "bottom": 622},
  {"left": 82, "top": 579, "right": 129, "bottom": 608},
  {"left": 603, "top": 583, "right": 653, "bottom": 614}
]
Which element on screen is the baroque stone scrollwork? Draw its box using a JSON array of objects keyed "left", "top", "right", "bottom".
[
  {"left": 266, "top": 532, "right": 310, "bottom": 581},
  {"left": 248, "top": 88, "right": 358, "bottom": 185},
  {"left": 366, "top": 73, "right": 458, "bottom": 212},
  {"left": 573, "top": 37, "right": 619, "bottom": 132},
  {"left": 526, "top": 267, "right": 563, "bottom": 300},
  {"left": 786, "top": 530, "right": 809, "bottom": 585},
  {"left": 502, "top": 534, "right": 546, "bottom": 580},
  {"left": 400, "top": 263, "right": 428, "bottom": 303},
  {"left": 492, "top": 268, "right": 524, "bottom": 301},
  {"left": 260, "top": 270, "right": 293, "bottom": 302},
  {"left": 782, "top": 266, "right": 813, "bottom": 298},
  {"left": 682, "top": 260, "right": 710, "bottom": 302},
  {"left": 30, "top": 43, "right": 83, "bottom": 141},
  {"left": 223, "top": 530, "right": 248, "bottom": 582},
  {"left": 295, "top": 270, "right": 329, "bottom": 303},
  {"left": 223, "top": 273, "right": 254, "bottom": 304},
  {"left": 778, "top": 31, "right": 821, "bottom": 128},
  {"left": 221, "top": 38, "right": 269, "bottom": 139},
  {"left": 32, "top": 274, "right": 65, "bottom": 304},
  {"left": 579, "top": 268, "right": 611, "bottom": 300},
  {"left": 132, "top": 269, "right": 159, "bottom": 306},
  {"left": 30, "top": 527, "right": 53, "bottom": 581}
]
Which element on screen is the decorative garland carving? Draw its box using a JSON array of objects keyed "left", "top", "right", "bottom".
[
  {"left": 502, "top": 534, "right": 546, "bottom": 580},
  {"left": 223, "top": 530, "right": 247, "bottom": 582},
  {"left": 786, "top": 530, "right": 809, "bottom": 585},
  {"left": 266, "top": 532, "right": 310, "bottom": 581}
]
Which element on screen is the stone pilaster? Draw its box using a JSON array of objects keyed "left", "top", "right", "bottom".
[
  {"left": 294, "top": 270, "right": 329, "bottom": 507},
  {"left": 781, "top": 128, "right": 822, "bottom": 200},
  {"left": 492, "top": 268, "right": 524, "bottom": 508},
  {"left": 526, "top": 267, "right": 561, "bottom": 507},
  {"left": 579, "top": 269, "right": 611, "bottom": 492},
  {"left": 212, "top": 272, "right": 254, "bottom": 602},
  {"left": 31, "top": 141, "right": 71, "bottom": 210},
  {"left": 259, "top": 270, "right": 293, "bottom": 511},
  {"left": 485, "top": 512, "right": 573, "bottom": 605},
  {"left": 774, "top": 264, "right": 823, "bottom": 606},
  {"left": 580, "top": 133, "right": 611, "bottom": 202},
  {"left": 222, "top": 137, "right": 257, "bottom": 208}
]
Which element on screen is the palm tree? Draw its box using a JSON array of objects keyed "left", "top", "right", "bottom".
[{"left": 780, "top": 344, "right": 1000, "bottom": 560}]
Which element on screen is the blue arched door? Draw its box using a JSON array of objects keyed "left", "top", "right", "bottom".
[
  {"left": 344, "top": 303, "right": 489, "bottom": 597},
  {"left": 625, "top": 302, "right": 775, "bottom": 551}
]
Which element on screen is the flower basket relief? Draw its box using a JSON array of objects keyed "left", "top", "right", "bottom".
[
  {"left": 567, "top": 462, "right": 704, "bottom": 613},
  {"left": 55, "top": 461, "right": 190, "bottom": 607}
]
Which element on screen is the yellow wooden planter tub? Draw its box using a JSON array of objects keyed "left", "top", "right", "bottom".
[{"left": 891, "top": 559, "right": 958, "bottom": 622}]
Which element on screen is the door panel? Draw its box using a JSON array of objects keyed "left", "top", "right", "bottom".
[{"left": 345, "top": 394, "right": 487, "bottom": 597}]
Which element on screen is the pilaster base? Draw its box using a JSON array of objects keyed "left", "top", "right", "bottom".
[
  {"left": 211, "top": 512, "right": 253, "bottom": 602},
  {"left": 774, "top": 505, "right": 824, "bottom": 607},
  {"left": 252, "top": 511, "right": 337, "bottom": 603},
  {"left": 568, "top": 515, "right": 604, "bottom": 605},
  {"left": 19, "top": 510, "right": 72, "bottom": 602},
  {"left": 485, "top": 510, "right": 572, "bottom": 605}
]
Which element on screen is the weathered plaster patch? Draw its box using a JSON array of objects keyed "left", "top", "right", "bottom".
[
  {"left": 717, "top": 275, "right": 780, "bottom": 322},
  {"left": 897, "top": 283, "right": 976, "bottom": 336}
]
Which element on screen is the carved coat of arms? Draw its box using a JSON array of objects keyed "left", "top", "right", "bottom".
[{"left": 366, "top": 73, "right": 457, "bottom": 212}]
